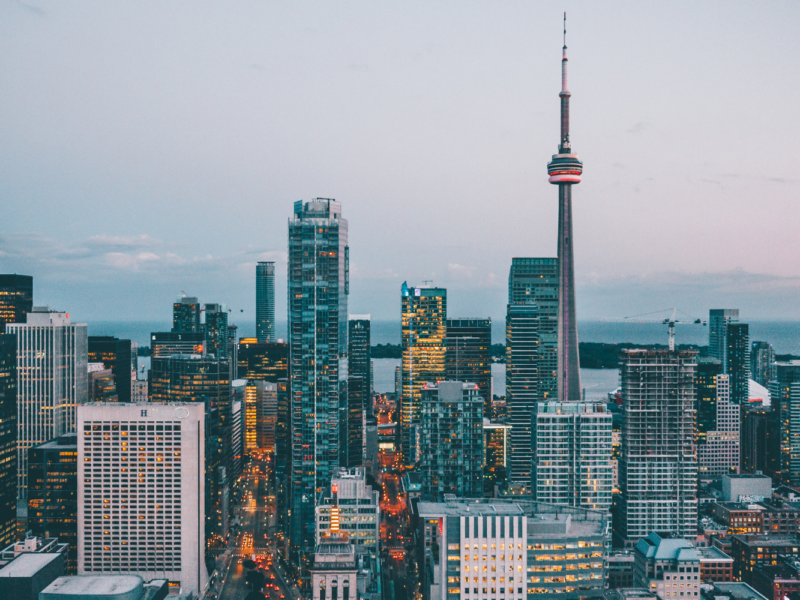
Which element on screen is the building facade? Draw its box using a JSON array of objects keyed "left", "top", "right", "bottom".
[
  {"left": 418, "top": 382, "right": 483, "bottom": 501},
  {"left": 203, "top": 303, "right": 229, "bottom": 360},
  {"left": 77, "top": 402, "right": 208, "bottom": 595},
  {"left": 768, "top": 361, "right": 800, "bottom": 486},
  {"left": 400, "top": 283, "right": 446, "bottom": 466},
  {"left": 256, "top": 261, "right": 277, "bottom": 344},
  {"left": 288, "top": 199, "right": 349, "bottom": 564},
  {"left": 348, "top": 316, "right": 371, "bottom": 468},
  {"left": 0, "top": 333, "right": 16, "bottom": 547},
  {"left": 727, "top": 323, "right": 750, "bottom": 405},
  {"left": 633, "top": 533, "right": 700, "bottom": 600},
  {"left": 532, "top": 401, "right": 612, "bottom": 513},
  {"left": 615, "top": 349, "right": 698, "bottom": 546},
  {"left": 709, "top": 310, "right": 739, "bottom": 373},
  {"left": 446, "top": 319, "right": 491, "bottom": 410},
  {"left": 750, "top": 342, "right": 775, "bottom": 389},
  {"left": 149, "top": 332, "right": 205, "bottom": 358},
  {"left": 0, "top": 274, "right": 33, "bottom": 329},
  {"left": 6, "top": 308, "right": 87, "bottom": 502},
  {"left": 237, "top": 339, "right": 288, "bottom": 381},
  {"left": 696, "top": 358, "right": 740, "bottom": 477},
  {"left": 88, "top": 336, "right": 132, "bottom": 404},
  {"left": 172, "top": 295, "right": 201, "bottom": 333}
]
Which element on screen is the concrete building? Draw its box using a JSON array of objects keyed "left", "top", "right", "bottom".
[
  {"left": 633, "top": 533, "right": 700, "bottom": 600},
  {"left": 256, "top": 261, "right": 276, "bottom": 344},
  {"left": 288, "top": 199, "right": 349, "bottom": 572},
  {"left": 311, "top": 541, "right": 358, "bottom": 600},
  {"left": 131, "top": 380, "right": 147, "bottom": 403},
  {"left": 696, "top": 546, "right": 734, "bottom": 582},
  {"left": 40, "top": 575, "right": 170, "bottom": 600},
  {"left": 77, "top": 402, "right": 208, "bottom": 596},
  {"left": 483, "top": 419, "right": 511, "bottom": 497},
  {"left": 750, "top": 561, "right": 800, "bottom": 600},
  {"left": 721, "top": 474, "right": 772, "bottom": 503},
  {"left": 729, "top": 534, "right": 800, "bottom": 584},
  {"left": 315, "top": 467, "right": 380, "bottom": 561},
  {"left": 702, "top": 583, "right": 768, "bottom": 600},
  {"left": 6, "top": 308, "right": 87, "bottom": 503},
  {"left": 400, "top": 283, "right": 446, "bottom": 467},
  {"left": 0, "top": 552, "right": 65, "bottom": 600},
  {"left": 416, "top": 498, "right": 608, "bottom": 600},
  {"left": 695, "top": 359, "right": 739, "bottom": 477},
  {"left": 532, "top": 401, "right": 612, "bottom": 513},
  {"left": 615, "top": 350, "right": 698, "bottom": 546},
  {"left": 607, "top": 551, "right": 635, "bottom": 589},
  {"left": 418, "top": 382, "right": 483, "bottom": 501},
  {"left": 446, "top": 318, "right": 492, "bottom": 411}
]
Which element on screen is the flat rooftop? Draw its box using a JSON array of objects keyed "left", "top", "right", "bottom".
[
  {"left": 696, "top": 546, "right": 733, "bottom": 561},
  {"left": 0, "top": 552, "right": 61, "bottom": 578},
  {"left": 40, "top": 575, "right": 144, "bottom": 599}
]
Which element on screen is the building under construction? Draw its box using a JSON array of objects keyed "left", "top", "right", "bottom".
[{"left": 615, "top": 349, "right": 698, "bottom": 547}]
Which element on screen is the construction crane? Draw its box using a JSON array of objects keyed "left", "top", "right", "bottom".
[{"left": 601, "top": 307, "right": 706, "bottom": 351}]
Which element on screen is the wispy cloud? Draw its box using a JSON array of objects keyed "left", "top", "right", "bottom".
[{"left": 448, "top": 263, "right": 476, "bottom": 279}]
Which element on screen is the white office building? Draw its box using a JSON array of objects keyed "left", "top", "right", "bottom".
[
  {"left": 6, "top": 307, "right": 87, "bottom": 501},
  {"left": 698, "top": 374, "right": 740, "bottom": 476},
  {"left": 77, "top": 402, "right": 208, "bottom": 596}
]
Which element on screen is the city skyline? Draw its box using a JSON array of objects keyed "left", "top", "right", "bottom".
[{"left": 2, "top": 4, "right": 800, "bottom": 323}]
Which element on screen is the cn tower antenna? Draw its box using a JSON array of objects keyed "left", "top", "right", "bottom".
[{"left": 563, "top": 12, "right": 567, "bottom": 47}]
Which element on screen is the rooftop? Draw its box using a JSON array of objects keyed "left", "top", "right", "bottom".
[
  {"left": 40, "top": 575, "right": 144, "bottom": 599},
  {"left": 711, "top": 582, "right": 769, "bottom": 600},
  {"left": 696, "top": 547, "right": 733, "bottom": 562},
  {"left": 0, "top": 552, "right": 62, "bottom": 578},
  {"left": 732, "top": 534, "right": 800, "bottom": 547},
  {"left": 635, "top": 533, "right": 700, "bottom": 562}
]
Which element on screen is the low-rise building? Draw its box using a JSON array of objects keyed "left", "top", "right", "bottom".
[
  {"left": 608, "top": 551, "right": 635, "bottom": 589},
  {"left": 722, "top": 474, "right": 772, "bottom": 503},
  {"left": 712, "top": 503, "right": 764, "bottom": 535},
  {"left": 729, "top": 534, "right": 800, "bottom": 584},
  {"left": 40, "top": 575, "right": 171, "bottom": 600},
  {"left": 311, "top": 541, "right": 358, "bottom": 600},
  {"left": 750, "top": 562, "right": 800, "bottom": 600},
  {"left": 633, "top": 533, "right": 700, "bottom": 600},
  {"left": 702, "top": 582, "right": 768, "bottom": 600},
  {"left": 696, "top": 546, "right": 733, "bottom": 582},
  {"left": 0, "top": 551, "right": 65, "bottom": 600}
]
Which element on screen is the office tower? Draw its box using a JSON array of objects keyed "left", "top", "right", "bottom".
[
  {"left": 400, "top": 282, "right": 446, "bottom": 466},
  {"left": 546, "top": 26, "right": 584, "bottom": 402},
  {"left": 237, "top": 339, "right": 288, "bottom": 381},
  {"left": 148, "top": 355, "right": 230, "bottom": 405},
  {"left": 256, "top": 261, "right": 276, "bottom": 343},
  {"left": 6, "top": 308, "right": 87, "bottom": 502},
  {"left": 275, "top": 378, "right": 289, "bottom": 465},
  {"left": 348, "top": 315, "right": 371, "bottom": 401},
  {"left": 727, "top": 323, "right": 750, "bottom": 405},
  {"left": 172, "top": 294, "right": 201, "bottom": 333},
  {"left": 695, "top": 358, "right": 739, "bottom": 477},
  {"left": 709, "top": 309, "right": 740, "bottom": 372},
  {"left": 87, "top": 364, "right": 118, "bottom": 402},
  {"left": 27, "top": 434, "right": 78, "bottom": 574},
  {"left": 768, "top": 362, "right": 800, "bottom": 486},
  {"left": 0, "top": 334, "right": 16, "bottom": 547},
  {"left": 417, "top": 498, "right": 608, "bottom": 600},
  {"left": 482, "top": 420, "right": 511, "bottom": 497},
  {"left": 244, "top": 380, "right": 277, "bottom": 453},
  {"left": 347, "top": 316, "right": 371, "bottom": 468},
  {"left": 741, "top": 406, "right": 777, "bottom": 476},
  {"left": 77, "top": 402, "right": 208, "bottom": 595},
  {"left": 446, "top": 318, "right": 491, "bottom": 409},
  {"left": 287, "top": 198, "right": 349, "bottom": 565},
  {"left": 615, "top": 349, "right": 698, "bottom": 546},
  {"left": 418, "top": 382, "right": 483, "bottom": 501},
  {"left": 149, "top": 332, "right": 205, "bottom": 358},
  {"left": 0, "top": 274, "right": 33, "bottom": 329},
  {"left": 346, "top": 375, "right": 364, "bottom": 468},
  {"left": 505, "top": 303, "right": 538, "bottom": 486},
  {"left": 751, "top": 342, "right": 776, "bottom": 388},
  {"left": 203, "top": 399, "right": 226, "bottom": 557},
  {"left": 203, "top": 303, "right": 228, "bottom": 360},
  {"left": 227, "top": 324, "right": 238, "bottom": 379},
  {"left": 314, "top": 467, "right": 380, "bottom": 560},
  {"left": 88, "top": 337, "right": 133, "bottom": 404},
  {"left": 532, "top": 401, "right": 613, "bottom": 512},
  {"left": 231, "top": 398, "right": 243, "bottom": 484}
]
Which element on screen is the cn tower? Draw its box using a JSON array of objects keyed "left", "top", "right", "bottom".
[{"left": 547, "top": 13, "right": 583, "bottom": 402}]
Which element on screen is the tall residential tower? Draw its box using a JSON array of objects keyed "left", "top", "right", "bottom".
[{"left": 256, "top": 261, "right": 276, "bottom": 343}]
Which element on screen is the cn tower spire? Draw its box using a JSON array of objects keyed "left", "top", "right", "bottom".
[{"left": 547, "top": 12, "right": 583, "bottom": 402}]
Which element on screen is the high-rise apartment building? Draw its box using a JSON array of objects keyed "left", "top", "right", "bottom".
[
  {"left": 172, "top": 295, "right": 201, "bottom": 333},
  {"left": 77, "top": 402, "right": 208, "bottom": 595},
  {"left": 418, "top": 382, "right": 483, "bottom": 501},
  {"left": 741, "top": 406, "right": 778, "bottom": 476},
  {"left": 348, "top": 315, "right": 371, "bottom": 395},
  {"left": 256, "top": 262, "right": 276, "bottom": 344},
  {"left": 27, "top": 434, "right": 78, "bottom": 574},
  {"left": 204, "top": 304, "right": 229, "bottom": 360},
  {"left": 728, "top": 323, "right": 750, "bottom": 405},
  {"left": 615, "top": 349, "right": 698, "bottom": 546},
  {"left": 237, "top": 339, "right": 288, "bottom": 381},
  {"left": 400, "top": 283, "right": 446, "bottom": 467},
  {"left": 0, "top": 274, "right": 33, "bottom": 329},
  {"left": 446, "top": 318, "right": 491, "bottom": 409},
  {"left": 88, "top": 337, "right": 133, "bottom": 404},
  {"left": 750, "top": 342, "right": 776, "bottom": 388},
  {"left": 149, "top": 332, "right": 205, "bottom": 358},
  {"left": 244, "top": 380, "right": 277, "bottom": 453},
  {"left": 709, "top": 309, "right": 740, "bottom": 373},
  {"left": 0, "top": 333, "right": 16, "bottom": 547},
  {"left": 482, "top": 420, "right": 511, "bottom": 497},
  {"left": 6, "top": 308, "right": 87, "bottom": 502},
  {"left": 532, "top": 401, "right": 613, "bottom": 512},
  {"left": 347, "top": 316, "right": 371, "bottom": 468},
  {"left": 346, "top": 375, "right": 365, "bottom": 469},
  {"left": 695, "top": 358, "right": 739, "bottom": 477},
  {"left": 768, "top": 362, "right": 800, "bottom": 487},
  {"left": 288, "top": 198, "right": 349, "bottom": 564}
]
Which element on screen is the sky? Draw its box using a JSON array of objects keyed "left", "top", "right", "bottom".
[{"left": 2, "top": 1, "right": 800, "bottom": 326}]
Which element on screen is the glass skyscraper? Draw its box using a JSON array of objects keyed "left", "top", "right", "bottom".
[
  {"left": 0, "top": 274, "right": 32, "bottom": 329},
  {"left": 287, "top": 199, "right": 349, "bottom": 571},
  {"left": 204, "top": 303, "right": 229, "bottom": 360},
  {"left": 256, "top": 261, "right": 276, "bottom": 343},
  {"left": 445, "top": 318, "right": 491, "bottom": 410},
  {"left": 173, "top": 294, "right": 201, "bottom": 333},
  {"left": 88, "top": 336, "right": 133, "bottom": 404},
  {"left": 0, "top": 333, "right": 16, "bottom": 548},
  {"left": 347, "top": 316, "right": 371, "bottom": 468},
  {"left": 400, "top": 282, "right": 446, "bottom": 467},
  {"left": 709, "top": 309, "right": 739, "bottom": 373}
]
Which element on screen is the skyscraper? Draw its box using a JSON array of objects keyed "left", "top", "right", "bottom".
[
  {"left": 28, "top": 434, "right": 78, "bottom": 574},
  {"left": 445, "top": 318, "right": 491, "bottom": 409},
  {"left": 348, "top": 316, "right": 371, "bottom": 397},
  {"left": 0, "top": 333, "right": 17, "bottom": 548},
  {"left": 768, "top": 361, "right": 800, "bottom": 487},
  {"left": 287, "top": 198, "right": 349, "bottom": 567},
  {"left": 532, "top": 401, "right": 613, "bottom": 512},
  {"left": 695, "top": 358, "right": 739, "bottom": 477},
  {"left": 546, "top": 21, "right": 583, "bottom": 403},
  {"left": 727, "top": 322, "right": 750, "bottom": 405},
  {"left": 6, "top": 308, "right": 87, "bottom": 502},
  {"left": 237, "top": 339, "right": 288, "bottom": 381},
  {"left": 615, "top": 349, "right": 698, "bottom": 546},
  {"left": 150, "top": 331, "right": 205, "bottom": 358},
  {"left": 172, "top": 294, "right": 201, "bottom": 333},
  {"left": 203, "top": 303, "right": 229, "bottom": 360},
  {"left": 0, "top": 274, "right": 33, "bottom": 329},
  {"left": 709, "top": 309, "right": 740, "bottom": 372},
  {"left": 418, "top": 381, "right": 483, "bottom": 501},
  {"left": 347, "top": 316, "right": 371, "bottom": 468},
  {"left": 400, "top": 282, "right": 446, "bottom": 466},
  {"left": 750, "top": 341, "right": 776, "bottom": 388},
  {"left": 88, "top": 336, "right": 132, "bottom": 404},
  {"left": 256, "top": 261, "right": 276, "bottom": 344},
  {"left": 148, "top": 355, "right": 231, "bottom": 405},
  {"left": 77, "top": 402, "right": 208, "bottom": 595}
]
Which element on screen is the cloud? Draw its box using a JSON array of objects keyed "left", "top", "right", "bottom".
[
  {"left": 448, "top": 263, "right": 476, "bottom": 279},
  {"left": 89, "top": 234, "right": 159, "bottom": 248},
  {"left": 350, "top": 266, "right": 399, "bottom": 280}
]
